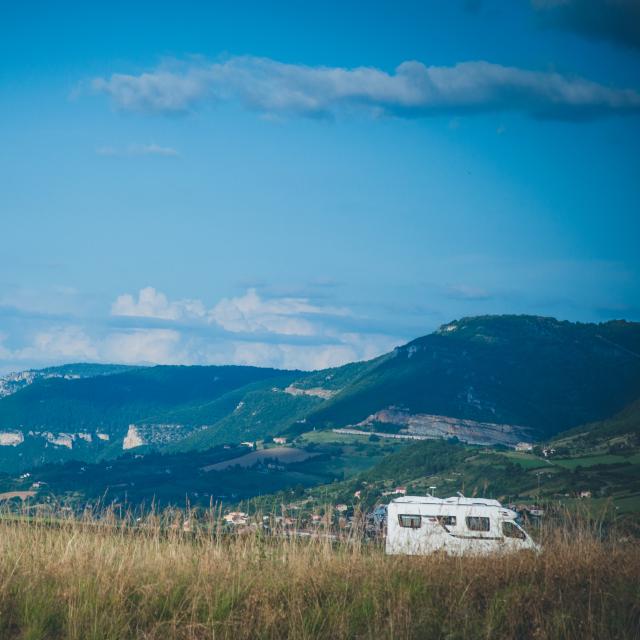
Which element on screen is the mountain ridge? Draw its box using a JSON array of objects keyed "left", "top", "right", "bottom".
[{"left": 0, "top": 314, "right": 639, "bottom": 472}]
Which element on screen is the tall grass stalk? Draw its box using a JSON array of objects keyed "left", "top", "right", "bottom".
[{"left": 0, "top": 504, "right": 638, "bottom": 639}]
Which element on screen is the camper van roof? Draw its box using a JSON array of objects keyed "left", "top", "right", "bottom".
[{"left": 391, "top": 496, "right": 503, "bottom": 507}]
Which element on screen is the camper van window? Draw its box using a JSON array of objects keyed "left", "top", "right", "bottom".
[
  {"left": 502, "top": 521, "right": 526, "bottom": 539},
  {"left": 437, "top": 515, "right": 456, "bottom": 526},
  {"left": 398, "top": 515, "right": 421, "bottom": 528},
  {"left": 465, "top": 516, "right": 490, "bottom": 532}
]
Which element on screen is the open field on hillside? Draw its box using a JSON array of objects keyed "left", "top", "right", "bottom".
[
  {"left": 552, "top": 452, "right": 640, "bottom": 469},
  {"left": 201, "top": 446, "right": 318, "bottom": 472},
  {"left": 299, "top": 430, "right": 403, "bottom": 445},
  {"left": 499, "top": 452, "right": 551, "bottom": 469},
  {"left": 0, "top": 491, "right": 35, "bottom": 501},
  {"left": 0, "top": 511, "right": 638, "bottom": 640}
]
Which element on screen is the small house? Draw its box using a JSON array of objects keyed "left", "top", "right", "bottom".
[{"left": 223, "top": 511, "right": 249, "bottom": 526}]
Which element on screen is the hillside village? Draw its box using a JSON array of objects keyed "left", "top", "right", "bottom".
[
  {"left": 0, "top": 317, "right": 637, "bottom": 531},
  {"left": 2, "top": 415, "right": 638, "bottom": 537}
]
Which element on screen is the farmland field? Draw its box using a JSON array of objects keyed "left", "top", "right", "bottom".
[
  {"left": 201, "top": 446, "right": 318, "bottom": 471},
  {"left": 551, "top": 453, "right": 640, "bottom": 469}
]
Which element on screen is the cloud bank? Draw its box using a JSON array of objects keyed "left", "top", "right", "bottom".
[
  {"left": 1, "top": 261, "right": 637, "bottom": 375},
  {"left": 110, "top": 287, "right": 388, "bottom": 369},
  {"left": 112, "top": 287, "right": 205, "bottom": 320},
  {"left": 533, "top": 0, "right": 640, "bottom": 49},
  {"left": 92, "top": 55, "right": 640, "bottom": 121},
  {"left": 0, "top": 287, "right": 400, "bottom": 372},
  {"left": 209, "top": 288, "right": 350, "bottom": 336}
]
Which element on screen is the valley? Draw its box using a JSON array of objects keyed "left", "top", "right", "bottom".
[{"left": 0, "top": 315, "right": 638, "bottom": 525}]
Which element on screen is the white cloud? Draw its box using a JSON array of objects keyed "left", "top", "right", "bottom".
[
  {"left": 333, "top": 331, "right": 400, "bottom": 363},
  {"left": 93, "top": 67, "right": 212, "bottom": 113},
  {"left": 130, "top": 144, "right": 179, "bottom": 156},
  {"left": 447, "top": 284, "right": 491, "bottom": 301},
  {"left": 228, "top": 341, "right": 359, "bottom": 371},
  {"left": 106, "top": 287, "right": 400, "bottom": 369},
  {"left": 0, "top": 333, "right": 10, "bottom": 359},
  {"left": 95, "top": 146, "right": 118, "bottom": 156},
  {"left": 17, "top": 326, "right": 99, "bottom": 361},
  {"left": 209, "top": 287, "right": 349, "bottom": 336},
  {"left": 219, "top": 329, "right": 399, "bottom": 371},
  {"left": 111, "top": 286, "right": 206, "bottom": 320},
  {"left": 92, "top": 55, "right": 640, "bottom": 120},
  {"left": 113, "top": 286, "right": 350, "bottom": 336},
  {"left": 102, "top": 329, "right": 186, "bottom": 365},
  {"left": 1, "top": 324, "right": 400, "bottom": 372},
  {"left": 0, "top": 287, "right": 404, "bottom": 372},
  {"left": 96, "top": 143, "right": 179, "bottom": 157},
  {"left": 0, "top": 285, "right": 82, "bottom": 316},
  {"left": 3, "top": 327, "right": 191, "bottom": 368}
]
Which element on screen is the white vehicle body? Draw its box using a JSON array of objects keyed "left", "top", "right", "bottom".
[{"left": 385, "top": 496, "right": 538, "bottom": 556}]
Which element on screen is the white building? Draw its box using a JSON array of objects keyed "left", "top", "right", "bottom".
[{"left": 223, "top": 511, "right": 249, "bottom": 526}]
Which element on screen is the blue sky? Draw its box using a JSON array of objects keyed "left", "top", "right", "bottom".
[{"left": 1, "top": 0, "right": 639, "bottom": 373}]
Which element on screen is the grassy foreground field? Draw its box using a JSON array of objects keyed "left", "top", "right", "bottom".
[{"left": 0, "top": 513, "right": 638, "bottom": 640}]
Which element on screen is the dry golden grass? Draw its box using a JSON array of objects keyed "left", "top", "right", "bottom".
[{"left": 0, "top": 508, "right": 638, "bottom": 640}]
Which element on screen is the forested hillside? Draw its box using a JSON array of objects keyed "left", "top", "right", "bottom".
[{"left": 0, "top": 315, "right": 638, "bottom": 472}]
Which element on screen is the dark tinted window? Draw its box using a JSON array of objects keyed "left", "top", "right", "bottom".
[
  {"left": 466, "top": 516, "right": 490, "bottom": 532},
  {"left": 398, "top": 514, "right": 421, "bottom": 529},
  {"left": 502, "top": 521, "right": 526, "bottom": 539},
  {"left": 437, "top": 515, "right": 456, "bottom": 526}
]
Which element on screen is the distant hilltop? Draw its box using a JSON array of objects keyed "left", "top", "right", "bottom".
[{"left": 0, "top": 314, "right": 638, "bottom": 472}]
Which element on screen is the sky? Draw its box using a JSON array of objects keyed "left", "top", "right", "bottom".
[{"left": 1, "top": 0, "right": 639, "bottom": 373}]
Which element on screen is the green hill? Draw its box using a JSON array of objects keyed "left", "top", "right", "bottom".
[
  {"left": 0, "top": 365, "right": 296, "bottom": 471},
  {"left": 253, "top": 413, "right": 640, "bottom": 523},
  {"left": 551, "top": 398, "right": 640, "bottom": 454},
  {"left": 304, "top": 316, "right": 640, "bottom": 437},
  {"left": 4, "top": 397, "right": 639, "bottom": 515},
  {"left": 0, "top": 315, "right": 639, "bottom": 472},
  {"left": 0, "top": 365, "right": 292, "bottom": 433},
  {"left": 0, "top": 362, "right": 139, "bottom": 398}
]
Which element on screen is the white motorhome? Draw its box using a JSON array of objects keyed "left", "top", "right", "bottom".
[{"left": 386, "top": 495, "right": 538, "bottom": 556}]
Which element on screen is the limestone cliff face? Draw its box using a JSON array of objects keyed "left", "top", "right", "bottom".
[
  {"left": 123, "top": 423, "right": 189, "bottom": 450},
  {"left": 0, "top": 430, "right": 98, "bottom": 450},
  {"left": 0, "top": 431, "right": 24, "bottom": 446},
  {"left": 357, "top": 408, "right": 533, "bottom": 447},
  {"left": 123, "top": 425, "right": 145, "bottom": 450}
]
